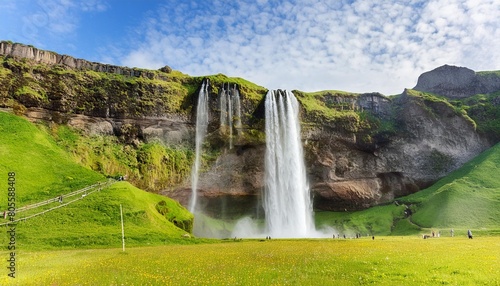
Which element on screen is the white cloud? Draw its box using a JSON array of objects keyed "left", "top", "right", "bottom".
[
  {"left": 119, "top": 0, "right": 500, "bottom": 95},
  {"left": 2, "top": 0, "right": 109, "bottom": 48}
]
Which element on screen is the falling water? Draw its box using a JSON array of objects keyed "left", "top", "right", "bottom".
[
  {"left": 189, "top": 79, "right": 210, "bottom": 213},
  {"left": 219, "top": 83, "right": 241, "bottom": 149},
  {"left": 233, "top": 84, "right": 242, "bottom": 134},
  {"left": 219, "top": 85, "right": 227, "bottom": 131},
  {"left": 227, "top": 87, "right": 233, "bottom": 149},
  {"left": 264, "top": 90, "right": 314, "bottom": 237}
]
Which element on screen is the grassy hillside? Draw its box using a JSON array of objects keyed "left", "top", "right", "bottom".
[
  {"left": 316, "top": 143, "right": 500, "bottom": 236},
  {"left": 0, "top": 111, "right": 194, "bottom": 249},
  {"left": 4, "top": 181, "right": 194, "bottom": 250}
]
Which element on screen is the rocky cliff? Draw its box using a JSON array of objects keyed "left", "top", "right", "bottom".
[
  {"left": 414, "top": 65, "right": 500, "bottom": 98},
  {"left": 1, "top": 41, "right": 499, "bottom": 213}
]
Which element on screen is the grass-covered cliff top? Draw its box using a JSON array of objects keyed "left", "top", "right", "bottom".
[{"left": 294, "top": 89, "right": 360, "bottom": 120}]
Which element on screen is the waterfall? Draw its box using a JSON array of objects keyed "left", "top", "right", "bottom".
[
  {"left": 219, "top": 83, "right": 241, "bottom": 149},
  {"left": 263, "top": 90, "right": 314, "bottom": 238},
  {"left": 233, "top": 84, "right": 242, "bottom": 134},
  {"left": 189, "top": 79, "right": 210, "bottom": 213}
]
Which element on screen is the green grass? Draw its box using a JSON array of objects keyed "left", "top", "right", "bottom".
[
  {"left": 0, "top": 237, "right": 498, "bottom": 285},
  {"left": 315, "top": 205, "right": 407, "bottom": 236}
]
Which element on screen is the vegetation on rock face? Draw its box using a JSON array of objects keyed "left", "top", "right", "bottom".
[
  {"left": 293, "top": 89, "right": 360, "bottom": 125},
  {"left": 50, "top": 124, "right": 194, "bottom": 192},
  {"left": 402, "top": 88, "right": 500, "bottom": 141},
  {"left": 457, "top": 91, "right": 500, "bottom": 142},
  {"left": 402, "top": 89, "right": 477, "bottom": 128},
  {"left": 0, "top": 56, "right": 194, "bottom": 117},
  {"left": 294, "top": 89, "right": 398, "bottom": 151},
  {"left": 204, "top": 73, "right": 267, "bottom": 105}
]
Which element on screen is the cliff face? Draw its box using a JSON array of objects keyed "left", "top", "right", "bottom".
[
  {"left": 0, "top": 41, "right": 168, "bottom": 80},
  {"left": 1, "top": 42, "right": 499, "bottom": 213},
  {"left": 305, "top": 89, "right": 489, "bottom": 210},
  {"left": 170, "top": 87, "right": 492, "bottom": 212}
]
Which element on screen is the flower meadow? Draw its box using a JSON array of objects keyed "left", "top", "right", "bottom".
[{"left": 1, "top": 236, "right": 498, "bottom": 285}]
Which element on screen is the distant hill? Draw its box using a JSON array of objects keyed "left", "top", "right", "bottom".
[{"left": 0, "top": 111, "right": 193, "bottom": 249}]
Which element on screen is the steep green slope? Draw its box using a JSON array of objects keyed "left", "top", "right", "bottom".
[
  {"left": 316, "top": 143, "right": 500, "bottom": 235},
  {"left": 0, "top": 111, "right": 103, "bottom": 204},
  {"left": 0, "top": 111, "right": 193, "bottom": 249}
]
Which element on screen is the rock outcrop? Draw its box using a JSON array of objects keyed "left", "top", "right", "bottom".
[{"left": 414, "top": 65, "right": 500, "bottom": 98}]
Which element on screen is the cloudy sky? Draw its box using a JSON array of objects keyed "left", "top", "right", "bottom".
[{"left": 1, "top": 0, "right": 499, "bottom": 95}]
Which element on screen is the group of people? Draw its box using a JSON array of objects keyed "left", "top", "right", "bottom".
[
  {"left": 332, "top": 233, "right": 365, "bottom": 239},
  {"left": 423, "top": 229, "right": 473, "bottom": 239}
]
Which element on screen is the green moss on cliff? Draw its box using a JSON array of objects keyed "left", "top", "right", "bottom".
[
  {"left": 294, "top": 90, "right": 391, "bottom": 139},
  {"left": 0, "top": 55, "right": 195, "bottom": 117},
  {"left": 404, "top": 89, "right": 477, "bottom": 129},
  {"left": 294, "top": 90, "right": 359, "bottom": 121}
]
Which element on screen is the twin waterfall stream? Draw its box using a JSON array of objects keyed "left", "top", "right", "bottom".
[{"left": 190, "top": 81, "right": 317, "bottom": 238}]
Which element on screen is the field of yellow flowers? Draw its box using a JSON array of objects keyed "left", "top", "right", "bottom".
[{"left": 1, "top": 236, "right": 499, "bottom": 285}]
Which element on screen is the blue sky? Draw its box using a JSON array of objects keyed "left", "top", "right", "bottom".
[{"left": 1, "top": 0, "right": 499, "bottom": 95}]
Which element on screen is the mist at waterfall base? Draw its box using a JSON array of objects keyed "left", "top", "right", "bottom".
[{"left": 190, "top": 85, "right": 335, "bottom": 238}]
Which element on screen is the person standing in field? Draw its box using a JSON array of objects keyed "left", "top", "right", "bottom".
[
  {"left": 450, "top": 229, "right": 454, "bottom": 237},
  {"left": 467, "top": 229, "right": 473, "bottom": 239}
]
